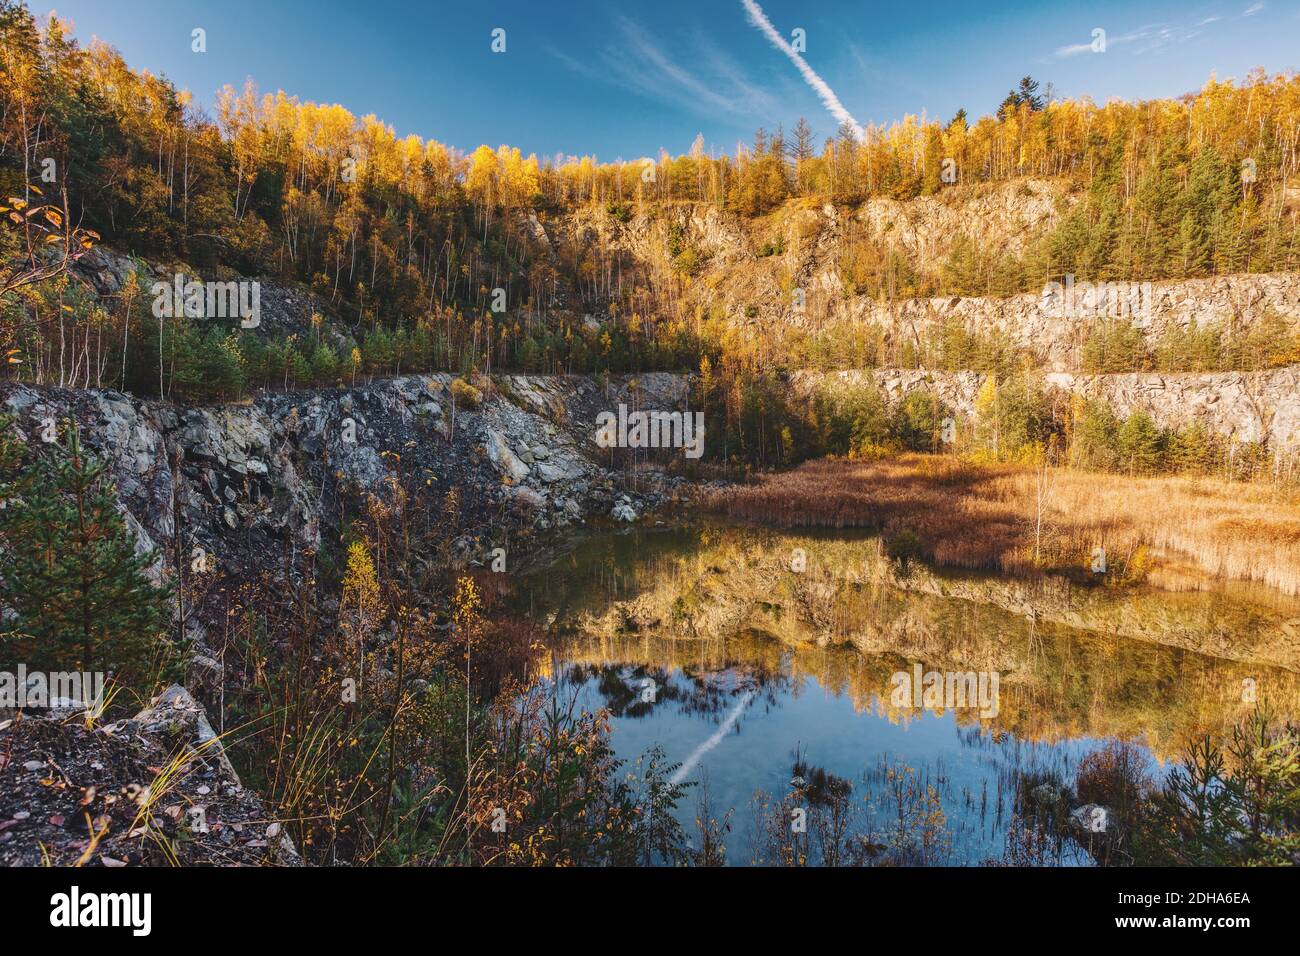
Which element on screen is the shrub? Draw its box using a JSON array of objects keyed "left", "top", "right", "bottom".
[
  {"left": 886, "top": 528, "right": 924, "bottom": 566},
  {"left": 1133, "top": 709, "right": 1300, "bottom": 866},
  {"left": 811, "top": 382, "right": 893, "bottom": 457},
  {"left": 1070, "top": 397, "right": 1119, "bottom": 470},
  {"left": 1082, "top": 319, "right": 1150, "bottom": 373},
  {"left": 973, "top": 373, "right": 1054, "bottom": 461},
  {"left": 892, "top": 390, "right": 948, "bottom": 452},
  {"left": 672, "top": 246, "right": 701, "bottom": 276},
  {"left": 1073, "top": 741, "right": 1150, "bottom": 864},
  {"left": 1116, "top": 410, "right": 1162, "bottom": 474},
  {"left": 449, "top": 376, "right": 482, "bottom": 408}
]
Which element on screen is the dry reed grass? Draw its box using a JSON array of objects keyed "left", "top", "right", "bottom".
[{"left": 704, "top": 454, "right": 1300, "bottom": 596}]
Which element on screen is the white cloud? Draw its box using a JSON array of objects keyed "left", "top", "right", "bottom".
[
  {"left": 1053, "top": 41, "right": 1096, "bottom": 58},
  {"left": 548, "top": 17, "right": 775, "bottom": 122},
  {"left": 1049, "top": 11, "right": 1253, "bottom": 60},
  {"left": 740, "top": 0, "right": 865, "bottom": 141}
]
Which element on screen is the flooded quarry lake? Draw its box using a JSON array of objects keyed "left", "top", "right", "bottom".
[{"left": 512, "top": 523, "right": 1300, "bottom": 865}]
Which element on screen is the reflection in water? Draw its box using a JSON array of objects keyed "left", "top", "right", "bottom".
[{"left": 512, "top": 523, "right": 1300, "bottom": 865}]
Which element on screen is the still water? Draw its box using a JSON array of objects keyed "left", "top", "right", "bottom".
[{"left": 512, "top": 523, "right": 1300, "bottom": 865}]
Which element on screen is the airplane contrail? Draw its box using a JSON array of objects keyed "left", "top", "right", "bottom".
[
  {"left": 670, "top": 689, "right": 755, "bottom": 785},
  {"left": 741, "top": 0, "right": 866, "bottom": 142}
]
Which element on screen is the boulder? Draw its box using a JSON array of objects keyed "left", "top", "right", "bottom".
[{"left": 485, "top": 428, "right": 530, "bottom": 483}]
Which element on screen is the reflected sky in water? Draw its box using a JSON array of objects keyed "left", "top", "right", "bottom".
[{"left": 546, "top": 656, "right": 1112, "bottom": 864}]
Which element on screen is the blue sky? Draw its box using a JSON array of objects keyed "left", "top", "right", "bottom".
[{"left": 39, "top": 0, "right": 1300, "bottom": 161}]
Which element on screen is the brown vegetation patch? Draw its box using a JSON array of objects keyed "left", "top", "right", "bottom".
[{"left": 704, "top": 454, "right": 1300, "bottom": 595}]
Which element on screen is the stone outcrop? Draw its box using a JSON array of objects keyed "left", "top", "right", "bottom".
[
  {"left": 537, "top": 183, "right": 1299, "bottom": 373},
  {"left": 6, "top": 356, "right": 1296, "bottom": 618},
  {"left": 6, "top": 356, "right": 1295, "bottom": 608},
  {"left": 843, "top": 273, "right": 1300, "bottom": 372},
  {"left": 72, "top": 184, "right": 1300, "bottom": 382},
  {"left": 1, "top": 372, "right": 695, "bottom": 588},
  {"left": 71, "top": 246, "right": 340, "bottom": 345},
  {"left": 855, "top": 178, "right": 1062, "bottom": 260},
  {"left": 548, "top": 180, "right": 1069, "bottom": 326},
  {"left": 793, "top": 365, "right": 1300, "bottom": 454},
  {"left": 1044, "top": 368, "right": 1300, "bottom": 450},
  {"left": 1, "top": 371, "right": 705, "bottom": 733}
]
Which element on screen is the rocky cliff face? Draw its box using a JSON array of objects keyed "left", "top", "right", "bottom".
[
  {"left": 4, "top": 371, "right": 695, "bottom": 555},
  {"left": 1043, "top": 367, "right": 1300, "bottom": 450},
  {"left": 7, "top": 359, "right": 1296, "bottom": 613},
  {"left": 794, "top": 365, "right": 1300, "bottom": 454},
  {"left": 546, "top": 179, "right": 1067, "bottom": 320},
  {"left": 73, "top": 180, "right": 1300, "bottom": 378},
  {"left": 540, "top": 182, "right": 1299, "bottom": 370},
  {"left": 7, "top": 357, "right": 1294, "bottom": 603},
  {"left": 0, "top": 371, "right": 695, "bottom": 677},
  {"left": 845, "top": 273, "right": 1300, "bottom": 371}
]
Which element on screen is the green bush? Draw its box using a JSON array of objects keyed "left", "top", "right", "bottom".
[
  {"left": 892, "top": 390, "right": 948, "bottom": 452},
  {"left": 1116, "top": 410, "right": 1162, "bottom": 474},
  {"left": 1082, "top": 319, "right": 1150, "bottom": 373}
]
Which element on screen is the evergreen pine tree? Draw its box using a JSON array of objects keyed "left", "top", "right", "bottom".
[
  {"left": 0, "top": 422, "right": 169, "bottom": 679},
  {"left": 1178, "top": 214, "right": 1212, "bottom": 277}
]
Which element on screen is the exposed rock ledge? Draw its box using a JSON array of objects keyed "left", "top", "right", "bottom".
[
  {"left": 1, "top": 373, "right": 697, "bottom": 700},
  {"left": 0, "top": 372, "right": 693, "bottom": 586},
  {"left": 795, "top": 365, "right": 1300, "bottom": 452}
]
